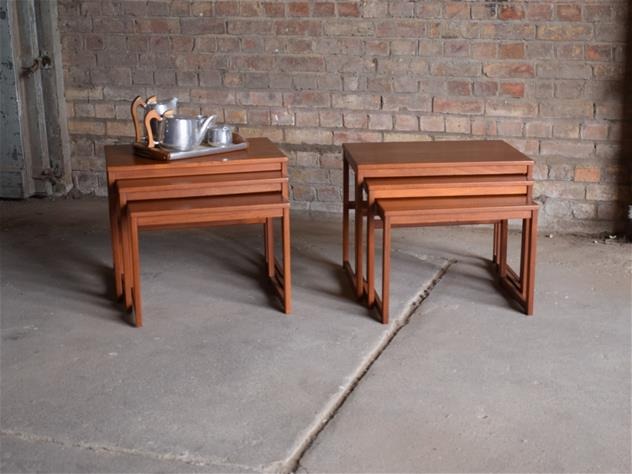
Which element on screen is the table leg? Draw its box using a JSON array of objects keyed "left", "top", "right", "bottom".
[
  {"left": 366, "top": 202, "right": 375, "bottom": 307},
  {"left": 129, "top": 215, "right": 142, "bottom": 327},
  {"left": 342, "top": 157, "right": 349, "bottom": 266},
  {"left": 526, "top": 209, "right": 538, "bottom": 315},
  {"left": 120, "top": 211, "right": 133, "bottom": 311},
  {"left": 492, "top": 222, "right": 499, "bottom": 265},
  {"left": 108, "top": 191, "right": 123, "bottom": 299},
  {"left": 498, "top": 219, "right": 509, "bottom": 278},
  {"left": 381, "top": 216, "right": 391, "bottom": 325},
  {"left": 266, "top": 218, "right": 274, "bottom": 278},
  {"left": 354, "top": 176, "right": 364, "bottom": 299},
  {"left": 282, "top": 208, "right": 292, "bottom": 314}
]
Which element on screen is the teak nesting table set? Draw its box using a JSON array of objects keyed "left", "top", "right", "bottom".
[
  {"left": 106, "top": 138, "right": 538, "bottom": 327},
  {"left": 105, "top": 137, "right": 291, "bottom": 327},
  {"left": 342, "top": 140, "right": 538, "bottom": 323}
]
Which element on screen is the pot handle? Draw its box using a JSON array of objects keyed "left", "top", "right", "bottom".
[
  {"left": 130, "top": 95, "right": 147, "bottom": 143},
  {"left": 143, "top": 109, "right": 162, "bottom": 149}
]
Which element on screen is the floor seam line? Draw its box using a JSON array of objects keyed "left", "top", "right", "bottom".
[
  {"left": 0, "top": 429, "right": 262, "bottom": 473},
  {"left": 278, "top": 258, "right": 456, "bottom": 474}
]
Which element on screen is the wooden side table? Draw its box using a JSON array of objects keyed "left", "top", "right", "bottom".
[
  {"left": 105, "top": 138, "right": 289, "bottom": 304},
  {"left": 342, "top": 140, "right": 534, "bottom": 299}
]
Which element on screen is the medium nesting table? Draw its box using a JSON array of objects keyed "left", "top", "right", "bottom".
[
  {"left": 342, "top": 140, "right": 538, "bottom": 320},
  {"left": 105, "top": 138, "right": 291, "bottom": 326}
]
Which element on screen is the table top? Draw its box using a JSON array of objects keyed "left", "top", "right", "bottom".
[
  {"left": 105, "top": 137, "right": 286, "bottom": 172},
  {"left": 343, "top": 140, "right": 533, "bottom": 170}
]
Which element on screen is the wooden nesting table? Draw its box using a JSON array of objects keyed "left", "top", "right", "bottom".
[
  {"left": 105, "top": 137, "right": 291, "bottom": 326},
  {"left": 342, "top": 140, "right": 538, "bottom": 322}
]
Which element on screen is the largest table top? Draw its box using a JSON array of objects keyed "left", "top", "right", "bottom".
[
  {"left": 343, "top": 140, "right": 533, "bottom": 171},
  {"left": 105, "top": 137, "right": 287, "bottom": 174}
]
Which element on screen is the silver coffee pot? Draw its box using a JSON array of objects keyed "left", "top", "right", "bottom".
[{"left": 144, "top": 109, "right": 217, "bottom": 152}]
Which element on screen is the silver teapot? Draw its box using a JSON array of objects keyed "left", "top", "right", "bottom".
[
  {"left": 131, "top": 95, "right": 178, "bottom": 142},
  {"left": 144, "top": 109, "right": 216, "bottom": 151}
]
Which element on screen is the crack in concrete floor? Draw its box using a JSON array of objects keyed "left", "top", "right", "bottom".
[
  {"left": 284, "top": 258, "right": 455, "bottom": 474},
  {"left": 0, "top": 429, "right": 260, "bottom": 473},
  {"left": 1, "top": 225, "right": 453, "bottom": 474}
]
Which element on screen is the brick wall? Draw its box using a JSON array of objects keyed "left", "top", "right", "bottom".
[{"left": 59, "top": 0, "right": 631, "bottom": 232}]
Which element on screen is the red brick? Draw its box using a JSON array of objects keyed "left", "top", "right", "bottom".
[
  {"left": 382, "top": 94, "right": 432, "bottom": 112},
  {"left": 526, "top": 121, "right": 551, "bottom": 138},
  {"left": 483, "top": 63, "right": 535, "bottom": 78},
  {"left": 215, "top": 1, "right": 239, "bottom": 16},
  {"left": 394, "top": 114, "right": 419, "bottom": 131},
  {"left": 343, "top": 112, "right": 368, "bottom": 129},
  {"left": 471, "top": 118, "right": 497, "bottom": 136},
  {"left": 473, "top": 81, "right": 498, "bottom": 96},
  {"left": 575, "top": 167, "right": 601, "bottom": 183},
  {"left": 68, "top": 119, "right": 105, "bottom": 136},
  {"left": 389, "top": 1, "right": 415, "bottom": 18},
  {"left": 500, "top": 82, "right": 525, "bottom": 98},
  {"left": 313, "top": 2, "right": 335, "bottom": 17},
  {"left": 499, "top": 43, "right": 525, "bottom": 59},
  {"left": 537, "top": 24, "right": 593, "bottom": 41},
  {"left": 332, "top": 93, "right": 381, "bottom": 110},
  {"left": 497, "top": 121, "right": 523, "bottom": 137},
  {"left": 263, "top": 2, "right": 285, "bottom": 16},
  {"left": 485, "top": 100, "right": 537, "bottom": 117},
  {"left": 527, "top": 3, "right": 552, "bottom": 20},
  {"left": 471, "top": 43, "right": 497, "bottom": 59},
  {"left": 540, "top": 140, "right": 595, "bottom": 158},
  {"left": 295, "top": 110, "right": 320, "bottom": 127},
  {"left": 332, "top": 130, "right": 381, "bottom": 145},
  {"left": 471, "top": 3, "right": 496, "bottom": 20},
  {"left": 498, "top": 5, "right": 525, "bottom": 20},
  {"left": 276, "top": 20, "right": 322, "bottom": 36},
  {"left": 445, "top": 116, "right": 470, "bottom": 134},
  {"left": 540, "top": 100, "right": 593, "bottom": 118},
  {"left": 445, "top": 2, "right": 469, "bottom": 19},
  {"left": 431, "top": 61, "right": 481, "bottom": 77},
  {"left": 135, "top": 18, "right": 180, "bottom": 34},
  {"left": 191, "top": 1, "right": 213, "bottom": 16},
  {"left": 419, "top": 115, "right": 445, "bottom": 132},
  {"left": 368, "top": 113, "right": 393, "bottom": 130},
  {"left": 581, "top": 123, "right": 609, "bottom": 140},
  {"left": 319, "top": 110, "right": 342, "bottom": 127},
  {"left": 286, "top": 128, "right": 332, "bottom": 145},
  {"left": 537, "top": 63, "right": 591, "bottom": 79},
  {"left": 553, "top": 122, "right": 580, "bottom": 139},
  {"left": 556, "top": 4, "right": 582, "bottom": 21},
  {"left": 447, "top": 80, "right": 472, "bottom": 96},
  {"left": 593, "top": 64, "right": 624, "bottom": 80},
  {"left": 277, "top": 56, "right": 325, "bottom": 72},
  {"left": 416, "top": 2, "right": 442, "bottom": 18},
  {"left": 444, "top": 41, "right": 469, "bottom": 57},
  {"left": 288, "top": 2, "right": 309, "bottom": 16},
  {"left": 433, "top": 98, "right": 483, "bottom": 115},
  {"left": 338, "top": 2, "right": 360, "bottom": 17},
  {"left": 375, "top": 20, "right": 425, "bottom": 38},
  {"left": 585, "top": 4, "right": 611, "bottom": 21},
  {"left": 585, "top": 45, "right": 612, "bottom": 61},
  {"left": 223, "top": 109, "right": 247, "bottom": 124}
]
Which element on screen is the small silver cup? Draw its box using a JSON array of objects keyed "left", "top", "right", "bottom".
[{"left": 207, "top": 125, "right": 234, "bottom": 147}]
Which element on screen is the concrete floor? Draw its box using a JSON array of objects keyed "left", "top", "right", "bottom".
[{"left": 0, "top": 199, "right": 630, "bottom": 473}]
